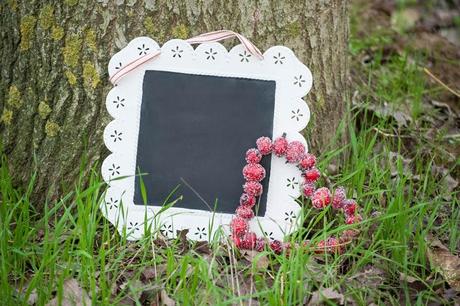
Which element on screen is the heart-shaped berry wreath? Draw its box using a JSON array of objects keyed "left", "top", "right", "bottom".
[{"left": 230, "top": 134, "right": 362, "bottom": 254}]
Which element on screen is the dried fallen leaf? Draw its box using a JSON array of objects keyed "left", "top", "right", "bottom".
[
  {"left": 141, "top": 264, "right": 167, "bottom": 283},
  {"left": 431, "top": 165, "right": 458, "bottom": 200},
  {"left": 349, "top": 265, "right": 386, "bottom": 290},
  {"left": 46, "top": 278, "right": 91, "bottom": 306},
  {"left": 308, "top": 287, "right": 344, "bottom": 305},
  {"left": 241, "top": 250, "right": 269, "bottom": 270},
  {"left": 193, "top": 240, "right": 212, "bottom": 255},
  {"left": 399, "top": 272, "right": 418, "bottom": 284},
  {"left": 176, "top": 229, "right": 189, "bottom": 254},
  {"left": 160, "top": 289, "right": 176, "bottom": 306},
  {"left": 426, "top": 234, "right": 460, "bottom": 291},
  {"left": 23, "top": 288, "right": 38, "bottom": 305}
]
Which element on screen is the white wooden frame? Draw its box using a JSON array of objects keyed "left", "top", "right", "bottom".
[{"left": 102, "top": 37, "right": 312, "bottom": 241}]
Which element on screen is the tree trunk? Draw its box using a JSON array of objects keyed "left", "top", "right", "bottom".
[{"left": 0, "top": 0, "right": 348, "bottom": 201}]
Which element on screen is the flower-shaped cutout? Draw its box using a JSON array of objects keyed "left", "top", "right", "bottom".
[
  {"left": 291, "top": 109, "right": 304, "bottom": 121},
  {"left": 194, "top": 227, "right": 207, "bottom": 240},
  {"left": 284, "top": 211, "right": 296, "bottom": 223},
  {"left": 294, "top": 75, "right": 306, "bottom": 87},
  {"left": 160, "top": 224, "right": 173, "bottom": 237},
  {"left": 108, "top": 164, "right": 121, "bottom": 177},
  {"left": 205, "top": 48, "right": 217, "bottom": 60},
  {"left": 171, "top": 46, "right": 183, "bottom": 58},
  {"left": 264, "top": 231, "right": 274, "bottom": 241},
  {"left": 127, "top": 221, "right": 140, "bottom": 232},
  {"left": 106, "top": 197, "right": 119, "bottom": 210},
  {"left": 273, "top": 52, "right": 286, "bottom": 64},
  {"left": 112, "top": 96, "right": 125, "bottom": 109},
  {"left": 286, "top": 177, "right": 299, "bottom": 190},
  {"left": 110, "top": 130, "right": 123, "bottom": 142},
  {"left": 239, "top": 50, "right": 252, "bottom": 63},
  {"left": 137, "top": 43, "right": 150, "bottom": 56}
]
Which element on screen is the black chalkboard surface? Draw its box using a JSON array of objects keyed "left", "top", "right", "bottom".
[{"left": 134, "top": 70, "right": 276, "bottom": 215}]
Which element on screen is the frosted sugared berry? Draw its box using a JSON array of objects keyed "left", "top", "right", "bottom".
[
  {"left": 230, "top": 217, "right": 248, "bottom": 236},
  {"left": 236, "top": 205, "right": 254, "bottom": 219},
  {"left": 315, "top": 240, "right": 326, "bottom": 253},
  {"left": 270, "top": 240, "right": 283, "bottom": 254},
  {"left": 299, "top": 153, "right": 316, "bottom": 170},
  {"left": 345, "top": 214, "right": 362, "bottom": 225},
  {"left": 311, "top": 187, "right": 331, "bottom": 208},
  {"left": 326, "top": 237, "right": 344, "bottom": 254},
  {"left": 256, "top": 137, "right": 272, "bottom": 155},
  {"left": 286, "top": 141, "right": 306, "bottom": 163},
  {"left": 301, "top": 182, "right": 316, "bottom": 197},
  {"left": 332, "top": 186, "right": 346, "bottom": 209},
  {"left": 315, "top": 237, "right": 343, "bottom": 254},
  {"left": 240, "top": 193, "right": 256, "bottom": 208},
  {"left": 341, "top": 229, "right": 359, "bottom": 241},
  {"left": 245, "top": 148, "right": 262, "bottom": 164},
  {"left": 272, "top": 136, "right": 288, "bottom": 157},
  {"left": 242, "top": 232, "right": 257, "bottom": 249},
  {"left": 255, "top": 238, "right": 266, "bottom": 252},
  {"left": 303, "top": 168, "right": 320, "bottom": 183},
  {"left": 233, "top": 235, "right": 242, "bottom": 248},
  {"left": 342, "top": 199, "right": 357, "bottom": 216},
  {"left": 243, "top": 181, "right": 263, "bottom": 197},
  {"left": 242, "top": 163, "right": 266, "bottom": 182}
]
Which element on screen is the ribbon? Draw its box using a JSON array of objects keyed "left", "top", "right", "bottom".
[{"left": 109, "top": 30, "right": 263, "bottom": 85}]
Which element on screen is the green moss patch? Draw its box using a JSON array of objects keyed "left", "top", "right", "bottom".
[
  {"left": 7, "top": 85, "right": 22, "bottom": 108},
  {"left": 20, "top": 15, "right": 37, "bottom": 51},
  {"left": 62, "top": 34, "right": 82, "bottom": 68},
  {"left": 82, "top": 62, "right": 100, "bottom": 89},
  {"left": 38, "top": 101, "right": 52, "bottom": 119},
  {"left": 45, "top": 120, "right": 60, "bottom": 137},
  {"left": 39, "top": 5, "right": 54, "bottom": 30}
]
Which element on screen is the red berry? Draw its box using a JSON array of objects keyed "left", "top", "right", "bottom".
[
  {"left": 311, "top": 187, "right": 331, "bottom": 208},
  {"left": 255, "top": 238, "right": 266, "bottom": 252},
  {"left": 233, "top": 235, "right": 243, "bottom": 248},
  {"left": 236, "top": 206, "right": 254, "bottom": 219},
  {"left": 242, "top": 232, "right": 257, "bottom": 249},
  {"left": 272, "top": 136, "right": 288, "bottom": 157},
  {"left": 332, "top": 186, "right": 346, "bottom": 209},
  {"left": 326, "top": 237, "right": 344, "bottom": 254},
  {"left": 286, "top": 141, "right": 306, "bottom": 163},
  {"left": 301, "top": 182, "right": 316, "bottom": 197},
  {"left": 243, "top": 181, "right": 263, "bottom": 197},
  {"left": 230, "top": 217, "right": 248, "bottom": 236},
  {"left": 303, "top": 168, "right": 320, "bottom": 182},
  {"left": 245, "top": 148, "right": 262, "bottom": 164},
  {"left": 341, "top": 229, "right": 359, "bottom": 241},
  {"left": 342, "top": 199, "right": 357, "bottom": 216},
  {"left": 345, "top": 214, "right": 362, "bottom": 225},
  {"left": 256, "top": 137, "right": 272, "bottom": 155},
  {"left": 315, "top": 240, "right": 327, "bottom": 254},
  {"left": 242, "top": 163, "right": 266, "bottom": 182},
  {"left": 299, "top": 153, "right": 316, "bottom": 170},
  {"left": 270, "top": 240, "right": 283, "bottom": 254},
  {"left": 240, "top": 193, "right": 256, "bottom": 208}
]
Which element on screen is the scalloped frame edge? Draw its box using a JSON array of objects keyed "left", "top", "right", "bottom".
[{"left": 101, "top": 37, "right": 312, "bottom": 241}]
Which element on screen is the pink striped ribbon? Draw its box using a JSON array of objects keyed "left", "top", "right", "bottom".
[{"left": 109, "top": 30, "right": 263, "bottom": 85}]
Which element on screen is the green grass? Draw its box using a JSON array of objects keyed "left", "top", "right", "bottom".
[
  {"left": 2, "top": 3, "right": 459, "bottom": 304},
  {"left": 1, "top": 103, "right": 458, "bottom": 304}
]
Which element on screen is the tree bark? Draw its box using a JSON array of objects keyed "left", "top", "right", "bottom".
[{"left": 0, "top": 0, "right": 348, "bottom": 200}]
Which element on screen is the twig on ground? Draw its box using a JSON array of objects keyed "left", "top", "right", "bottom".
[{"left": 423, "top": 68, "right": 460, "bottom": 98}]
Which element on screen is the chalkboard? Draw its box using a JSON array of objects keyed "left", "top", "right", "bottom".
[{"left": 133, "top": 70, "right": 276, "bottom": 215}]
